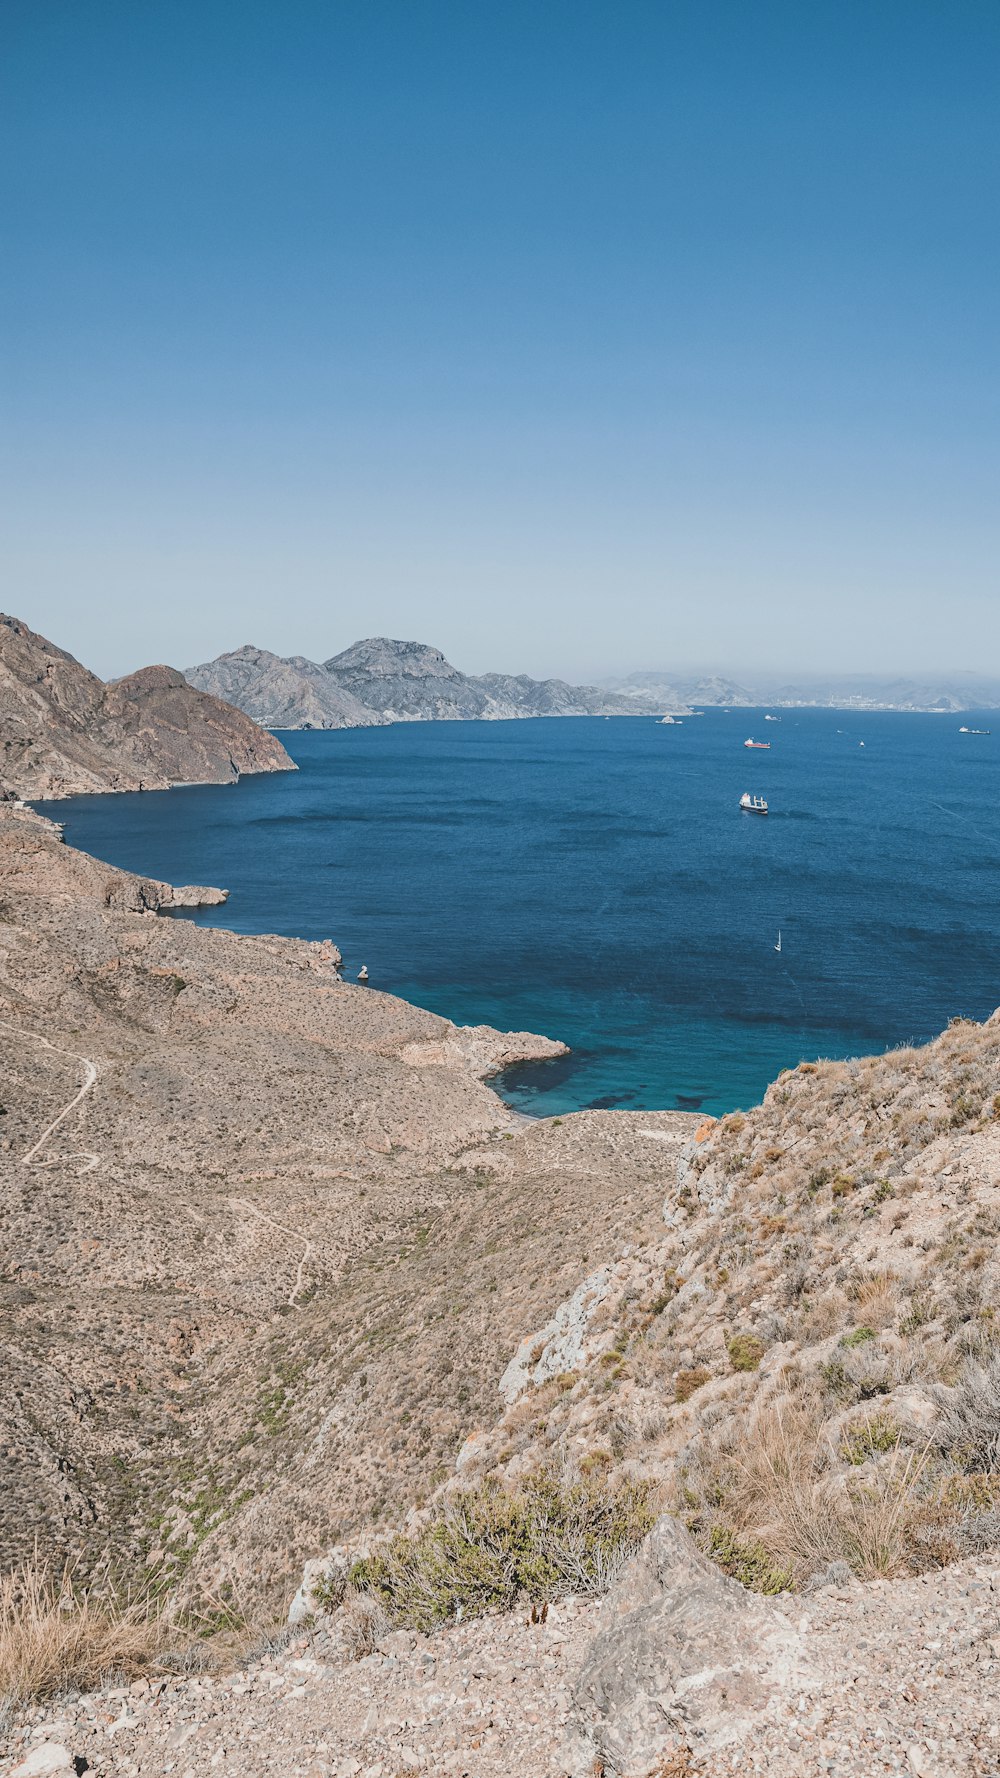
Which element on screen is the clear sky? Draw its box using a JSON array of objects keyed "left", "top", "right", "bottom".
[{"left": 2, "top": 1, "right": 998, "bottom": 683}]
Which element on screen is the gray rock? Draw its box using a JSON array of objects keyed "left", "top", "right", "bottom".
[
  {"left": 566, "top": 1516, "right": 810, "bottom": 1775},
  {"left": 10, "top": 1747, "right": 75, "bottom": 1777},
  {"left": 289, "top": 1549, "right": 350, "bottom": 1623}
]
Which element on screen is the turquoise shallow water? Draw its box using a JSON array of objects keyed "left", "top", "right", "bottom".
[{"left": 36, "top": 710, "right": 1000, "bottom": 1116}]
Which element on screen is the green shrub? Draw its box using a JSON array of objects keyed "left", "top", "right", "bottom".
[
  {"left": 342, "top": 1473, "right": 654, "bottom": 1630},
  {"left": 840, "top": 1412, "right": 901, "bottom": 1466},
  {"left": 727, "top": 1333, "right": 765, "bottom": 1373},
  {"left": 840, "top": 1325, "right": 877, "bottom": 1349},
  {"left": 705, "top": 1525, "right": 793, "bottom": 1594}
]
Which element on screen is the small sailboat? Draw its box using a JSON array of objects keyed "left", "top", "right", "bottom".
[{"left": 774, "top": 930, "right": 782, "bottom": 952}]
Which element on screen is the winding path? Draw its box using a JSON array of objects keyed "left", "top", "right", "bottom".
[
  {"left": 0, "top": 1018, "right": 101, "bottom": 1173},
  {"left": 229, "top": 1195, "right": 314, "bottom": 1307}
]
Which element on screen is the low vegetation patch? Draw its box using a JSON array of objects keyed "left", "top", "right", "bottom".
[
  {"left": 706, "top": 1525, "right": 792, "bottom": 1594},
  {"left": 727, "top": 1333, "right": 765, "bottom": 1372},
  {"left": 674, "top": 1367, "right": 712, "bottom": 1404},
  {"left": 0, "top": 1558, "right": 167, "bottom": 1709},
  {"left": 840, "top": 1412, "right": 902, "bottom": 1466},
  {"left": 340, "top": 1473, "right": 655, "bottom": 1632}
]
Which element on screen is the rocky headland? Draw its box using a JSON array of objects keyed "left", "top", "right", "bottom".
[
  {"left": 186, "top": 636, "right": 667, "bottom": 729},
  {"left": 0, "top": 614, "right": 295, "bottom": 799}
]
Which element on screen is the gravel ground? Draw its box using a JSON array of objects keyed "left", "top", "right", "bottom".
[{"left": 4, "top": 1556, "right": 1000, "bottom": 1778}]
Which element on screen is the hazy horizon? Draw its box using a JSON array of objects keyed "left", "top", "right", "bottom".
[
  {"left": 10, "top": 603, "right": 1000, "bottom": 696},
  {"left": 4, "top": 2, "right": 998, "bottom": 682}
]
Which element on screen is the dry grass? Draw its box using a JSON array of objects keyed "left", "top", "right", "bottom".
[
  {"left": 711, "top": 1401, "right": 842, "bottom": 1581},
  {"left": 682, "top": 1400, "right": 939, "bottom": 1588},
  {"left": 838, "top": 1444, "right": 933, "bottom": 1578},
  {"left": 935, "top": 1351, "right": 1000, "bottom": 1472},
  {"left": 0, "top": 1557, "right": 167, "bottom": 1709},
  {"left": 341, "top": 1591, "right": 391, "bottom": 1660},
  {"left": 848, "top": 1270, "right": 901, "bottom": 1330}
]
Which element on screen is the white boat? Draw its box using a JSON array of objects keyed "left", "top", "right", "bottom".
[
  {"left": 959, "top": 726, "right": 991, "bottom": 735},
  {"left": 764, "top": 714, "right": 780, "bottom": 722},
  {"left": 357, "top": 965, "right": 369, "bottom": 983},
  {"left": 739, "top": 792, "right": 768, "bottom": 815},
  {"left": 774, "top": 930, "right": 782, "bottom": 952},
  {"left": 659, "top": 714, "right": 683, "bottom": 725}
]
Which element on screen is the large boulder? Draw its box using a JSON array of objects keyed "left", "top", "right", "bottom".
[{"left": 566, "top": 1516, "right": 811, "bottom": 1776}]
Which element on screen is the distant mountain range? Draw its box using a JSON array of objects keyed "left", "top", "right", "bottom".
[
  {"left": 186, "top": 637, "right": 657, "bottom": 728},
  {"left": 186, "top": 640, "right": 1000, "bottom": 731},
  {"left": 0, "top": 613, "right": 294, "bottom": 799},
  {"left": 602, "top": 669, "right": 1000, "bottom": 713}
]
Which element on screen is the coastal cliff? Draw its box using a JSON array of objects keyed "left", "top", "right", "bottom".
[{"left": 0, "top": 613, "right": 295, "bottom": 799}]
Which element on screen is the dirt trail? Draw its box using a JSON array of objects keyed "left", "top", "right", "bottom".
[
  {"left": 0, "top": 1019, "right": 100, "bottom": 1174},
  {"left": 229, "top": 1194, "right": 315, "bottom": 1307}
]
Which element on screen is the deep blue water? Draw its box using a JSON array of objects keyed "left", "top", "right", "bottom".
[{"left": 36, "top": 711, "right": 1000, "bottom": 1117}]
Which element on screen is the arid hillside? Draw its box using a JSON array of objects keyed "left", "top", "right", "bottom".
[
  {"left": 446, "top": 1008, "right": 1000, "bottom": 1590},
  {"left": 0, "top": 613, "right": 294, "bottom": 798},
  {"left": 3, "top": 806, "right": 1000, "bottom": 1775},
  {"left": 0, "top": 804, "right": 694, "bottom": 1620}
]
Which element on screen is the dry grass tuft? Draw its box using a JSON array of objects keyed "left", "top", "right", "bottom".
[
  {"left": 341, "top": 1591, "right": 391, "bottom": 1660},
  {"left": 0, "top": 1557, "right": 168, "bottom": 1709},
  {"left": 838, "top": 1444, "right": 933, "bottom": 1578},
  {"left": 682, "top": 1401, "right": 940, "bottom": 1588},
  {"left": 849, "top": 1271, "right": 901, "bottom": 1329}
]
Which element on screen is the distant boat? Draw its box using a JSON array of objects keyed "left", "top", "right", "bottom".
[
  {"left": 764, "top": 714, "right": 780, "bottom": 723},
  {"left": 357, "top": 965, "right": 369, "bottom": 983},
  {"left": 659, "top": 714, "right": 683, "bottom": 725},
  {"left": 744, "top": 737, "right": 770, "bottom": 749},
  {"left": 959, "top": 726, "right": 991, "bottom": 735},
  {"left": 739, "top": 792, "right": 768, "bottom": 815},
  {"left": 774, "top": 930, "right": 782, "bottom": 952}
]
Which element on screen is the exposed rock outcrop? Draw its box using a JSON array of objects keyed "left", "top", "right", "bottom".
[
  {"left": 0, "top": 613, "right": 295, "bottom": 799},
  {"left": 566, "top": 1516, "right": 810, "bottom": 1773},
  {"left": 187, "top": 634, "right": 662, "bottom": 728}
]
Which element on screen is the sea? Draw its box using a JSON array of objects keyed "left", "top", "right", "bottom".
[{"left": 36, "top": 710, "right": 1000, "bottom": 1119}]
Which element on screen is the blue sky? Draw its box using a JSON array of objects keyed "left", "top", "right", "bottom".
[{"left": 2, "top": 1, "right": 998, "bottom": 681}]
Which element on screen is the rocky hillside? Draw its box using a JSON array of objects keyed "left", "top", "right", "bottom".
[
  {"left": 187, "top": 635, "right": 660, "bottom": 728},
  {"left": 276, "top": 1006, "right": 1000, "bottom": 1773},
  {"left": 439, "top": 1012, "right": 1000, "bottom": 1589},
  {"left": 3, "top": 808, "right": 1000, "bottom": 1773},
  {"left": 0, "top": 613, "right": 295, "bottom": 798},
  {"left": 0, "top": 803, "right": 692, "bottom": 1619}
]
